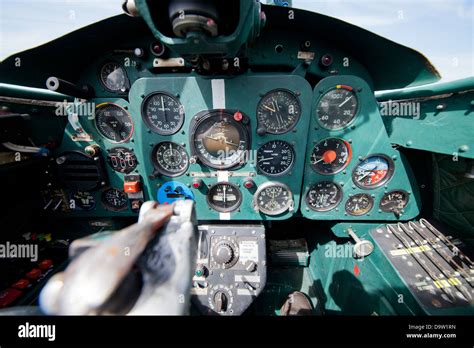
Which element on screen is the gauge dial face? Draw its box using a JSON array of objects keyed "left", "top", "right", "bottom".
[
  {"left": 99, "top": 62, "right": 129, "bottom": 93},
  {"left": 380, "top": 190, "right": 409, "bottom": 213},
  {"left": 257, "top": 89, "right": 301, "bottom": 134},
  {"left": 345, "top": 193, "right": 374, "bottom": 216},
  {"left": 207, "top": 182, "right": 242, "bottom": 213},
  {"left": 142, "top": 93, "right": 184, "bottom": 135},
  {"left": 257, "top": 140, "right": 295, "bottom": 176},
  {"left": 152, "top": 141, "right": 189, "bottom": 177},
  {"left": 107, "top": 147, "right": 137, "bottom": 174},
  {"left": 192, "top": 111, "right": 249, "bottom": 169},
  {"left": 306, "top": 181, "right": 342, "bottom": 212},
  {"left": 352, "top": 154, "right": 394, "bottom": 189},
  {"left": 69, "top": 191, "right": 96, "bottom": 211},
  {"left": 316, "top": 86, "right": 358, "bottom": 130},
  {"left": 95, "top": 103, "right": 134, "bottom": 143},
  {"left": 254, "top": 182, "right": 293, "bottom": 216},
  {"left": 310, "top": 138, "right": 352, "bottom": 175},
  {"left": 101, "top": 188, "right": 128, "bottom": 211}
]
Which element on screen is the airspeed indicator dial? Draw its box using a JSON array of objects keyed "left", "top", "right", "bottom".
[
  {"left": 316, "top": 85, "right": 358, "bottom": 130},
  {"left": 142, "top": 92, "right": 184, "bottom": 135}
]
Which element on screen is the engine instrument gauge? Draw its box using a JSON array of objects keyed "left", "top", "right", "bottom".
[
  {"left": 352, "top": 154, "right": 394, "bottom": 189},
  {"left": 142, "top": 92, "right": 185, "bottom": 135},
  {"left": 101, "top": 188, "right": 128, "bottom": 211},
  {"left": 69, "top": 191, "right": 96, "bottom": 211},
  {"left": 107, "top": 147, "right": 137, "bottom": 174},
  {"left": 316, "top": 85, "right": 358, "bottom": 130},
  {"left": 152, "top": 141, "right": 189, "bottom": 177},
  {"left": 207, "top": 182, "right": 242, "bottom": 213},
  {"left": 345, "top": 193, "right": 374, "bottom": 216},
  {"left": 95, "top": 103, "right": 134, "bottom": 143},
  {"left": 191, "top": 110, "right": 250, "bottom": 169},
  {"left": 256, "top": 89, "right": 301, "bottom": 134},
  {"left": 306, "top": 181, "right": 342, "bottom": 212},
  {"left": 256, "top": 140, "right": 295, "bottom": 176},
  {"left": 99, "top": 62, "right": 129, "bottom": 93},
  {"left": 380, "top": 190, "right": 409, "bottom": 213},
  {"left": 310, "top": 138, "right": 352, "bottom": 175},
  {"left": 253, "top": 182, "right": 294, "bottom": 216}
]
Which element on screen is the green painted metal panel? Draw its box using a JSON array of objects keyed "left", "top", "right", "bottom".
[
  {"left": 301, "top": 75, "right": 421, "bottom": 221},
  {"left": 128, "top": 74, "right": 312, "bottom": 220},
  {"left": 377, "top": 77, "right": 474, "bottom": 159}
]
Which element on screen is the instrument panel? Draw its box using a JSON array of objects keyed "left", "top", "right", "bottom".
[{"left": 44, "top": 74, "right": 420, "bottom": 221}]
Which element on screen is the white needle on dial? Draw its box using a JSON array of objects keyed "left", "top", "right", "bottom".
[{"left": 339, "top": 96, "right": 352, "bottom": 108}]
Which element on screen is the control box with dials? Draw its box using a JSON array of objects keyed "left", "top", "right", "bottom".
[{"left": 190, "top": 225, "right": 267, "bottom": 316}]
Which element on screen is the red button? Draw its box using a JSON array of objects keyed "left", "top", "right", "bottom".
[
  {"left": 12, "top": 279, "right": 30, "bottom": 290},
  {"left": 124, "top": 181, "right": 140, "bottom": 193},
  {"left": 192, "top": 178, "right": 202, "bottom": 189},
  {"left": 39, "top": 259, "right": 53, "bottom": 270},
  {"left": 233, "top": 111, "right": 243, "bottom": 122},
  {"left": 0, "top": 288, "right": 22, "bottom": 308},
  {"left": 26, "top": 268, "right": 42, "bottom": 280}
]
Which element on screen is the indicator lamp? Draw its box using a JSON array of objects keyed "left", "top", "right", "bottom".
[
  {"left": 243, "top": 178, "right": 255, "bottom": 189},
  {"left": 233, "top": 111, "right": 243, "bottom": 122},
  {"left": 192, "top": 178, "right": 203, "bottom": 189}
]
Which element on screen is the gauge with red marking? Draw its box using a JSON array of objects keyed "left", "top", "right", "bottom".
[
  {"left": 352, "top": 154, "right": 394, "bottom": 189},
  {"left": 310, "top": 138, "right": 352, "bottom": 175},
  {"left": 316, "top": 85, "right": 358, "bottom": 130}
]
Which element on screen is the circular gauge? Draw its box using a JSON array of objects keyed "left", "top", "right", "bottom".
[
  {"left": 191, "top": 110, "right": 250, "bottom": 169},
  {"left": 69, "top": 191, "right": 96, "bottom": 211},
  {"left": 316, "top": 85, "right": 358, "bottom": 130},
  {"left": 380, "top": 190, "right": 409, "bottom": 213},
  {"left": 107, "top": 147, "right": 137, "bottom": 174},
  {"left": 306, "top": 181, "right": 342, "bottom": 212},
  {"left": 352, "top": 154, "right": 394, "bottom": 189},
  {"left": 310, "top": 138, "right": 352, "bottom": 175},
  {"left": 101, "top": 188, "right": 128, "bottom": 211},
  {"left": 256, "top": 89, "right": 301, "bottom": 134},
  {"left": 95, "top": 103, "right": 134, "bottom": 143},
  {"left": 99, "top": 62, "right": 129, "bottom": 93},
  {"left": 257, "top": 140, "right": 295, "bottom": 176},
  {"left": 207, "top": 182, "right": 242, "bottom": 213},
  {"left": 253, "top": 182, "right": 294, "bottom": 216},
  {"left": 345, "top": 193, "right": 374, "bottom": 216},
  {"left": 152, "top": 141, "right": 189, "bottom": 177},
  {"left": 142, "top": 92, "right": 184, "bottom": 135}
]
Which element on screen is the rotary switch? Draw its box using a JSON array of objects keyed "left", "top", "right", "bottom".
[{"left": 212, "top": 242, "right": 235, "bottom": 266}]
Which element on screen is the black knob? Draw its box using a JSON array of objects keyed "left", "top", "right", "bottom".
[
  {"left": 214, "top": 291, "right": 228, "bottom": 313},
  {"left": 213, "top": 242, "right": 234, "bottom": 265}
]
